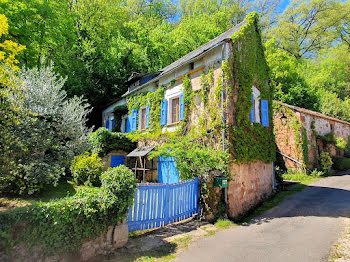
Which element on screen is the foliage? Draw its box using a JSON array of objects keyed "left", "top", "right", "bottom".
[
  {"left": 336, "top": 137, "right": 347, "bottom": 150},
  {"left": 0, "top": 165, "right": 137, "bottom": 255},
  {"left": 345, "top": 137, "right": 350, "bottom": 158},
  {"left": 229, "top": 12, "right": 275, "bottom": 163},
  {"left": 268, "top": 0, "right": 348, "bottom": 59},
  {"left": 319, "top": 152, "right": 333, "bottom": 173},
  {"left": 318, "top": 132, "right": 336, "bottom": 145},
  {"left": 70, "top": 152, "right": 104, "bottom": 186},
  {"left": 126, "top": 86, "right": 166, "bottom": 133},
  {"left": 332, "top": 157, "right": 350, "bottom": 171},
  {"left": 89, "top": 127, "right": 136, "bottom": 156},
  {"left": 112, "top": 105, "right": 128, "bottom": 132},
  {"left": 302, "top": 128, "right": 309, "bottom": 166},
  {"left": 150, "top": 137, "right": 230, "bottom": 180},
  {"left": 1, "top": 61, "right": 91, "bottom": 196},
  {"left": 214, "top": 219, "right": 234, "bottom": 229}
]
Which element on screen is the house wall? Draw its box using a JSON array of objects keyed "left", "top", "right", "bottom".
[{"left": 227, "top": 161, "right": 273, "bottom": 218}]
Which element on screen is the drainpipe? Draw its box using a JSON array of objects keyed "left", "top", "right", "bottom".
[
  {"left": 221, "top": 42, "right": 227, "bottom": 151},
  {"left": 221, "top": 42, "right": 228, "bottom": 218}
]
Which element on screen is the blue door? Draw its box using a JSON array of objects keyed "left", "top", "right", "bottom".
[
  {"left": 158, "top": 156, "right": 179, "bottom": 184},
  {"left": 111, "top": 155, "right": 124, "bottom": 168}
]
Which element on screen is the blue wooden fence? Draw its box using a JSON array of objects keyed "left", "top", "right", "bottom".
[{"left": 127, "top": 178, "right": 199, "bottom": 232}]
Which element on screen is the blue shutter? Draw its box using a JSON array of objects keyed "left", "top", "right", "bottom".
[
  {"left": 179, "top": 92, "right": 185, "bottom": 121},
  {"left": 106, "top": 119, "right": 110, "bottom": 129},
  {"left": 111, "top": 155, "right": 124, "bottom": 168},
  {"left": 250, "top": 94, "right": 255, "bottom": 122},
  {"left": 145, "top": 105, "right": 150, "bottom": 129},
  {"left": 160, "top": 100, "right": 168, "bottom": 126},
  {"left": 131, "top": 109, "right": 138, "bottom": 131},
  {"left": 126, "top": 115, "right": 131, "bottom": 133},
  {"left": 261, "top": 100, "right": 269, "bottom": 127}
]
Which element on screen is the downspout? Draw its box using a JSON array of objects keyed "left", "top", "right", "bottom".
[
  {"left": 221, "top": 42, "right": 227, "bottom": 151},
  {"left": 221, "top": 42, "right": 228, "bottom": 218}
]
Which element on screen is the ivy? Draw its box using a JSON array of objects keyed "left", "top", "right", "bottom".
[
  {"left": 228, "top": 11, "right": 275, "bottom": 163},
  {"left": 127, "top": 86, "right": 165, "bottom": 134}
]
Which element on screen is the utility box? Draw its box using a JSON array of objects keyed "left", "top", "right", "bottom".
[{"left": 214, "top": 177, "right": 228, "bottom": 188}]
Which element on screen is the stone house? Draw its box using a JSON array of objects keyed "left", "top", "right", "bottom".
[
  {"left": 102, "top": 13, "right": 276, "bottom": 219},
  {"left": 274, "top": 101, "right": 350, "bottom": 169}
]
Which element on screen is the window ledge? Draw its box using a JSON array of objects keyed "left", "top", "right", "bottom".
[{"left": 166, "top": 121, "right": 180, "bottom": 127}]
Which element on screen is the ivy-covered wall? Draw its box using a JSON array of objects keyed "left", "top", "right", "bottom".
[{"left": 227, "top": 12, "right": 275, "bottom": 164}]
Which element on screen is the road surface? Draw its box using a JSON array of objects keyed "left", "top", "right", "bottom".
[{"left": 175, "top": 173, "right": 350, "bottom": 262}]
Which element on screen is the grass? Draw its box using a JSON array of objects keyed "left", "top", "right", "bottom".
[
  {"left": 215, "top": 219, "right": 235, "bottom": 230},
  {"left": 0, "top": 180, "right": 76, "bottom": 211}
]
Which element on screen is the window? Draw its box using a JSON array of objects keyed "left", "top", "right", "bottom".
[
  {"left": 140, "top": 107, "right": 147, "bottom": 130},
  {"left": 171, "top": 97, "right": 180, "bottom": 123}
]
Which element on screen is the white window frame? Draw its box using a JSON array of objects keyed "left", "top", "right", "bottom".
[
  {"left": 252, "top": 86, "right": 261, "bottom": 123},
  {"left": 164, "top": 84, "right": 182, "bottom": 125}
]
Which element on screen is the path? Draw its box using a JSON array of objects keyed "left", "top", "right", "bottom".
[{"left": 176, "top": 173, "right": 350, "bottom": 262}]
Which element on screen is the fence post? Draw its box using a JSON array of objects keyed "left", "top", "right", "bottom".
[{"left": 164, "top": 183, "right": 170, "bottom": 226}]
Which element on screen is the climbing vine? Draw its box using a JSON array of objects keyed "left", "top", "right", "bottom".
[{"left": 228, "top": 11, "right": 275, "bottom": 163}]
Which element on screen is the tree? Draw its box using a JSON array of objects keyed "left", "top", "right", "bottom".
[
  {"left": 265, "top": 39, "right": 318, "bottom": 110},
  {"left": 268, "top": 0, "right": 348, "bottom": 59},
  {"left": 1, "top": 61, "right": 91, "bottom": 195}
]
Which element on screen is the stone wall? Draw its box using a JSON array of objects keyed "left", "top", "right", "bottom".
[
  {"left": 274, "top": 102, "right": 350, "bottom": 169},
  {"left": 227, "top": 161, "right": 273, "bottom": 218},
  {"left": 1, "top": 222, "right": 128, "bottom": 262}
]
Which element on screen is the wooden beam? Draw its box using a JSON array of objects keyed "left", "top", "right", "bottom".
[{"left": 175, "top": 65, "right": 205, "bottom": 81}]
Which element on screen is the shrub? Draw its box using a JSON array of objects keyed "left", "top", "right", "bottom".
[
  {"left": 88, "top": 127, "right": 136, "bottom": 156},
  {"left": 345, "top": 136, "right": 350, "bottom": 158},
  {"left": 319, "top": 152, "right": 333, "bottom": 173},
  {"left": 336, "top": 137, "right": 347, "bottom": 150},
  {"left": 333, "top": 157, "right": 350, "bottom": 171},
  {"left": 0, "top": 165, "right": 137, "bottom": 255},
  {"left": 1, "top": 61, "right": 91, "bottom": 195},
  {"left": 70, "top": 152, "right": 104, "bottom": 186}
]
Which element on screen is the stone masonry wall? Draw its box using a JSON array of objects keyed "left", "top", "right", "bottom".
[
  {"left": 274, "top": 102, "right": 350, "bottom": 169},
  {"left": 227, "top": 161, "right": 273, "bottom": 218}
]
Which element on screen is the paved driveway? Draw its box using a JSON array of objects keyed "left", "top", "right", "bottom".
[{"left": 175, "top": 173, "right": 350, "bottom": 262}]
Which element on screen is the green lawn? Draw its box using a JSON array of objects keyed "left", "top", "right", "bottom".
[{"left": 0, "top": 180, "right": 76, "bottom": 211}]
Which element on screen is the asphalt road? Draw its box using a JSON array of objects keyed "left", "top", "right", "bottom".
[{"left": 175, "top": 173, "right": 350, "bottom": 262}]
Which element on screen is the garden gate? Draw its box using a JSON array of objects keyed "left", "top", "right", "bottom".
[{"left": 127, "top": 178, "right": 199, "bottom": 232}]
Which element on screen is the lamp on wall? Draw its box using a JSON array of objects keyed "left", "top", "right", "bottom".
[{"left": 280, "top": 110, "right": 288, "bottom": 126}]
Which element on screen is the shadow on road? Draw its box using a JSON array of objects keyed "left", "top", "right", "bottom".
[{"left": 249, "top": 173, "right": 350, "bottom": 226}]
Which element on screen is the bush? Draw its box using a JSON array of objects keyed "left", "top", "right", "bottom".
[
  {"left": 345, "top": 136, "right": 350, "bottom": 158},
  {"left": 336, "top": 137, "right": 347, "bottom": 150},
  {"left": 1, "top": 61, "right": 91, "bottom": 195},
  {"left": 0, "top": 165, "right": 137, "bottom": 255},
  {"left": 88, "top": 127, "right": 136, "bottom": 156},
  {"left": 70, "top": 152, "right": 104, "bottom": 186},
  {"left": 319, "top": 152, "right": 333, "bottom": 173},
  {"left": 333, "top": 157, "right": 350, "bottom": 171}
]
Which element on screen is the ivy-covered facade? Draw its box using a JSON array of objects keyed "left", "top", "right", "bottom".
[{"left": 102, "top": 12, "right": 276, "bottom": 219}]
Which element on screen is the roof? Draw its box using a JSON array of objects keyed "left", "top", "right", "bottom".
[
  {"left": 127, "top": 146, "right": 156, "bottom": 157},
  {"left": 276, "top": 101, "right": 350, "bottom": 126},
  {"left": 121, "top": 20, "right": 246, "bottom": 98}
]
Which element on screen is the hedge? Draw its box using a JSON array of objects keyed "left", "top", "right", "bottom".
[
  {"left": 332, "top": 157, "right": 350, "bottom": 171},
  {"left": 0, "top": 165, "right": 137, "bottom": 255}
]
